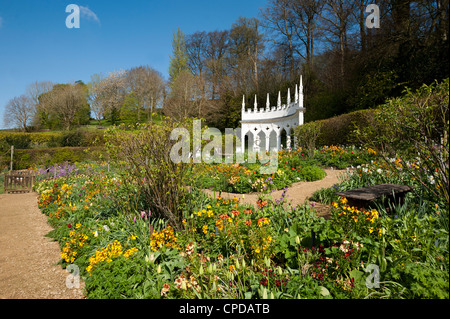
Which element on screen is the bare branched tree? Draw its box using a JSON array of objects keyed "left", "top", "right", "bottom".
[
  {"left": 260, "top": 0, "right": 299, "bottom": 79},
  {"left": 163, "top": 70, "right": 207, "bottom": 121},
  {"left": 87, "top": 73, "right": 106, "bottom": 125},
  {"left": 25, "top": 80, "right": 54, "bottom": 126},
  {"left": 3, "top": 95, "right": 34, "bottom": 131},
  {"left": 90, "top": 71, "right": 127, "bottom": 124}
]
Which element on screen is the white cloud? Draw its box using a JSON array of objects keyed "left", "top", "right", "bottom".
[{"left": 79, "top": 6, "right": 100, "bottom": 25}]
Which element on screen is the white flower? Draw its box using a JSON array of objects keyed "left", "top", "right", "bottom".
[{"left": 376, "top": 168, "right": 382, "bottom": 174}]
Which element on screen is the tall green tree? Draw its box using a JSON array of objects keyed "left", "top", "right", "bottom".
[{"left": 169, "top": 27, "right": 189, "bottom": 85}]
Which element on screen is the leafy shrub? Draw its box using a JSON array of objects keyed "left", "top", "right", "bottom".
[
  {"left": 105, "top": 119, "right": 192, "bottom": 231},
  {"left": 299, "top": 166, "right": 326, "bottom": 181},
  {"left": 85, "top": 256, "right": 147, "bottom": 299},
  {"left": 294, "top": 122, "right": 322, "bottom": 157}
]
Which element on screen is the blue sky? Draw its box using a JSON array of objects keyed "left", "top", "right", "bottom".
[{"left": 0, "top": 0, "right": 266, "bottom": 129}]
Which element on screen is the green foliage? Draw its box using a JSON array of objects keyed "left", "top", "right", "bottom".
[
  {"left": 120, "top": 93, "right": 145, "bottom": 124},
  {"left": 393, "top": 262, "right": 449, "bottom": 299},
  {"left": 85, "top": 256, "right": 147, "bottom": 299},
  {"left": 299, "top": 166, "right": 326, "bottom": 181},
  {"left": 348, "top": 71, "right": 402, "bottom": 110},
  {"left": 305, "top": 90, "right": 343, "bottom": 122}
]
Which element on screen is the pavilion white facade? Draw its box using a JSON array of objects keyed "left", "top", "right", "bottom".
[{"left": 240, "top": 76, "right": 305, "bottom": 153}]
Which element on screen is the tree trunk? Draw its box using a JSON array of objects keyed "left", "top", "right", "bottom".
[{"left": 359, "top": 3, "right": 366, "bottom": 51}]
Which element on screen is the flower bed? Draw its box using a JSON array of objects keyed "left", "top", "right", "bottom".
[
  {"left": 33, "top": 149, "right": 448, "bottom": 298},
  {"left": 188, "top": 146, "right": 376, "bottom": 193}
]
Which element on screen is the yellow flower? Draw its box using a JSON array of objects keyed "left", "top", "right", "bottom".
[
  {"left": 76, "top": 223, "right": 81, "bottom": 229},
  {"left": 370, "top": 209, "right": 379, "bottom": 218}
]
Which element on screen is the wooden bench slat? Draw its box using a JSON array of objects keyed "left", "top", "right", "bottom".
[{"left": 336, "top": 184, "right": 414, "bottom": 201}]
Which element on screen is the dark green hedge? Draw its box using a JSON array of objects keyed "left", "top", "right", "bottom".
[
  {"left": 295, "top": 108, "right": 377, "bottom": 147},
  {"left": 6, "top": 146, "right": 107, "bottom": 170}
]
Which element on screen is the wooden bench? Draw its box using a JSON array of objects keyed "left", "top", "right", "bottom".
[{"left": 336, "top": 184, "right": 414, "bottom": 211}]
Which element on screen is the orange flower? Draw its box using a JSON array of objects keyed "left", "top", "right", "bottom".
[
  {"left": 256, "top": 200, "right": 268, "bottom": 208},
  {"left": 231, "top": 210, "right": 240, "bottom": 216}
]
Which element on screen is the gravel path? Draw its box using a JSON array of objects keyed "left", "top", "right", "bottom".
[{"left": 0, "top": 192, "right": 85, "bottom": 299}]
